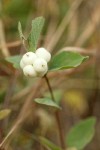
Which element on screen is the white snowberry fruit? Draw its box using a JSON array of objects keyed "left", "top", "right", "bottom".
[
  {"left": 37, "top": 66, "right": 48, "bottom": 77},
  {"left": 33, "top": 58, "right": 48, "bottom": 76},
  {"left": 20, "top": 59, "right": 25, "bottom": 69},
  {"left": 23, "top": 65, "right": 37, "bottom": 77},
  {"left": 36, "top": 48, "right": 51, "bottom": 62},
  {"left": 22, "top": 52, "right": 37, "bottom": 66}
]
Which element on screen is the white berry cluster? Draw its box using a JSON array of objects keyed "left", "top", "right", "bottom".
[{"left": 20, "top": 48, "right": 51, "bottom": 77}]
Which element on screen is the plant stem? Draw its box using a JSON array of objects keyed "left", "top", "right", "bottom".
[{"left": 44, "top": 75, "right": 66, "bottom": 150}]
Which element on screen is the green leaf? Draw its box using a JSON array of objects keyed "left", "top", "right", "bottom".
[
  {"left": 18, "top": 21, "right": 25, "bottom": 40},
  {"left": 0, "top": 109, "right": 11, "bottom": 120},
  {"left": 28, "top": 17, "right": 45, "bottom": 52},
  {"left": 44, "top": 90, "right": 63, "bottom": 104},
  {"left": 49, "top": 51, "right": 89, "bottom": 71},
  {"left": 66, "top": 117, "right": 96, "bottom": 150},
  {"left": 6, "top": 55, "right": 22, "bottom": 69},
  {"left": 34, "top": 98, "right": 61, "bottom": 109},
  {"left": 39, "top": 137, "right": 61, "bottom": 150}
]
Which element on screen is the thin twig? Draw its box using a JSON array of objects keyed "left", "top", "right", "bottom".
[
  {"left": 44, "top": 75, "right": 66, "bottom": 150},
  {"left": 44, "top": 75, "right": 55, "bottom": 101}
]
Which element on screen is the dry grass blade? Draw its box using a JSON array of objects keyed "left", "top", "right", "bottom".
[
  {"left": 0, "top": 20, "right": 10, "bottom": 57},
  {"left": 75, "top": 5, "right": 100, "bottom": 46},
  {"left": 46, "top": 0, "right": 84, "bottom": 51},
  {"left": 0, "top": 79, "right": 43, "bottom": 148},
  {"left": 0, "top": 1, "right": 10, "bottom": 57},
  {"left": 60, "top": 47, "right": 96, "bottom": 56}
]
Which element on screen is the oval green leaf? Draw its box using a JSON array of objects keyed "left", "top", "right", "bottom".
[
  {"left": 6, "top": 55, "right": 22, "bottom": 69},
  {"left": 39, "top": 137, "right": 61, "bottom": 150},
  {"left": 0, "top": 109, "right": 11, "bottom": 120},
  {"left": 44, "top": 90, "right": 63, "bottom": 105},
  {"left": 66, "top": 117, "right": 96, "bottom": 150},
  {"left": 18, "top": 21, "right": 26, "bottom": 40},
  {"left": 49, "top": 51, "right": 89, "bottom": 71},
  {"left": 34, "top": 98, "right": 61, "bottom": 109},
  {"left": 28, "top": 17, "right": 45, "bottom": 52}
]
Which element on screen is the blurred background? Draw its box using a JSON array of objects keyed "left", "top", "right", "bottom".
[{"left": 0, "top": 0, "right": 100, "bottom": 149}]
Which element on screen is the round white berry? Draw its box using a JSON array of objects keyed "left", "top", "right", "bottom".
[
  {"left": 37, "top": 66, "right": 48, "bottom": 77},
  {"left": 34, "top": 58, "right": 48, "bottom": 75},
  {"left": 36, "top": 48, "right": 51, "bottom": 62},
  {"left": 23, "top": 65, "right": 37, "bottom": 77},
  {"left": 20, "top": 59, "right": 25, "bottom": 69},
  {"left": 22, "top": 52, "right": 37, "bottom": 66}
]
